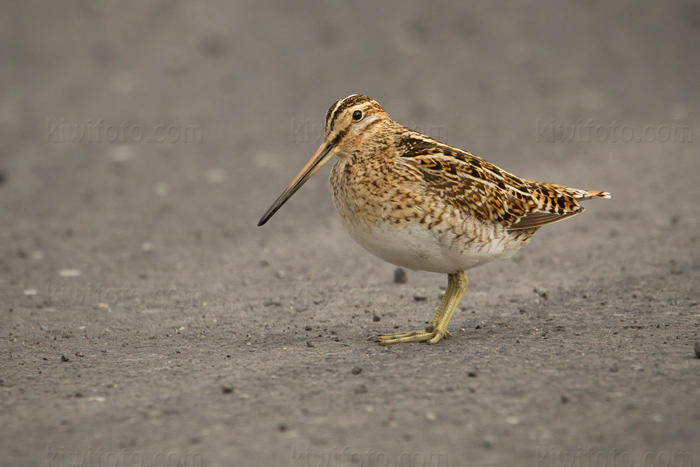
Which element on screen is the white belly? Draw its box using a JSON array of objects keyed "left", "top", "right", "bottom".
[{"left": 342, "top": 217, "right": 525, "bottom": 274}]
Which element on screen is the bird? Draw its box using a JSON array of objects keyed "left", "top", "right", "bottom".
[{"left": 258, "top": 94, "right": 610, "bottom": 345}]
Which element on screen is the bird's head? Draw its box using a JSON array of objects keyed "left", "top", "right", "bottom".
[{"left": 258, "top": 94, "right": 391, "bottom": 226}]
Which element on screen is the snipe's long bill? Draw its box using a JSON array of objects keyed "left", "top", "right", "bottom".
[{"left": 258, "top": 94, "right": 610, "bottom": 345}]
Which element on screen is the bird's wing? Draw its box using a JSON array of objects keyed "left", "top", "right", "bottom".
[{"left": 397, "top": 133, "right": 586, "bottom": 230}]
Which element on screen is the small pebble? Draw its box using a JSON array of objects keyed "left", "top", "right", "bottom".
[
  {"left": 372, "top": 313, "right": 381, "bottom": 322},
  {"left": 61, "top": 355, "right": 70, "bottom": 362},
  {"left": 112, "top": 71, "right": 135, "bottom": 94},
  {"left": 694, "top": 341, "right": 700, "bottom": 358},
  {"left": 202, "top": 34, "right": 228, "bottom": 57},
  {"left": 482, "top": 435, "right": 496, "bottom": 449},
  {"left": 221, "top": 384, "right": 235, "bottom": 394},
  {"left": 277, "top": 423, "right": 287, "bottom": 432},
  {"left": 354, "top": 384, "right": 368, "bottom": 394},
  {"left": 155, "top": 182, "right": 170, "bottom": 197},
  {"left": 560, "top": 395, "right": 569, "bottom": 404},
  {"left": 393, "top": 267, "right": 408, "bottom": 284},
  {"left": 110, "top": 145, "right": 134, "bottom": 162},
  {"left": 59, "top": 269, "right": 81, "bottom": 278},
  {"left": 351, "top": 366, "right": 362, "bottom": 375},
  {"left": 306, "top": 341, "right": 315, "bottom": 348},
  {"left": 413, "top": 290, "right": 428, "bottom": 302},
  {"left": 609, "top": 362, "right": 619, "bottom": 373}
]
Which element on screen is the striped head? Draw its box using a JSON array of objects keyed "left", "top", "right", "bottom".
[
  {"left": 258, "top": 95, "right": 391, "bottom": 226},
  {"left": 323, "top": 94, "right": 390, "bottom": 150}
]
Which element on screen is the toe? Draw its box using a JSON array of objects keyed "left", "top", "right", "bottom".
[{"left": 427, "top": 330, "right": 449, "bottom": 345}]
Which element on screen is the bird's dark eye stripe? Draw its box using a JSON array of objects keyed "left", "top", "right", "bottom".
[
  {"left": 352, "top": 110, "right": 363, "bottom": 121},
  {"left": 327, "top": 95, "right": 373, "bottom": 130}
]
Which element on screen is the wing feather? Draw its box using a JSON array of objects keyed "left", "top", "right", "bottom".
[{"left": 397, "top": 132, "right": 588, "bottom": 230}]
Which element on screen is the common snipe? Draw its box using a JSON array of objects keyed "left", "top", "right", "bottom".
[{"left": 259, "top": 95, "right": 610, "bottom": 345}]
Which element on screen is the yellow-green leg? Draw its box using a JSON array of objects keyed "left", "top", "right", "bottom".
[{"left": 377, "top": 271, "right": 468, "bottom": 345}]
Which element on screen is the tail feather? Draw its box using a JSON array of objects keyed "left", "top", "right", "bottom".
[
  {"left": 580, "top": 190, "right": 611, "bottom": 200},
  {"left": 508, "top": 184, "right": 610, "bottom": 231},
  {"left": 534, "top": 182, "right": 611, "bottom": 201}
]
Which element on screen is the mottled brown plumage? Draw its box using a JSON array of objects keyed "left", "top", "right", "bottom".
[{"left": 259, "top": 94, "right": 610, "bottom": 345}]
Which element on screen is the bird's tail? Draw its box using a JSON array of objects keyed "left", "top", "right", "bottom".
[
  {"left": 576, "top": 189, "right": 611, "bottom": 201},
  {"left": 540, "top": 183, "right": 611, "bottom": 201}
]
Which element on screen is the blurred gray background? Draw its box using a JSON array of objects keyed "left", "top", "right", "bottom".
[{"left": 1, "top": 1, "right": 699, "bottom": 466}]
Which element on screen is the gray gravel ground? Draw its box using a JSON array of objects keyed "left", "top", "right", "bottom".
[{"left": 1, "top": 1, "right": 699, "bottom": 466}]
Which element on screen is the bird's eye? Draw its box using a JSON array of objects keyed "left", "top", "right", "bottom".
[{"left": 352, "top": 110, "right": 363, "bottom": 121}]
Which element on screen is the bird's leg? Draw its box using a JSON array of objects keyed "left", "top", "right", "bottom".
[{"left": 377, "top": 271, "right": 468, "bottom": 345}]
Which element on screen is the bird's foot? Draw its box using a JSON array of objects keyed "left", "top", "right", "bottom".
[{"left": 376, "top": 327, "right": 452, "bottom": 345}]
